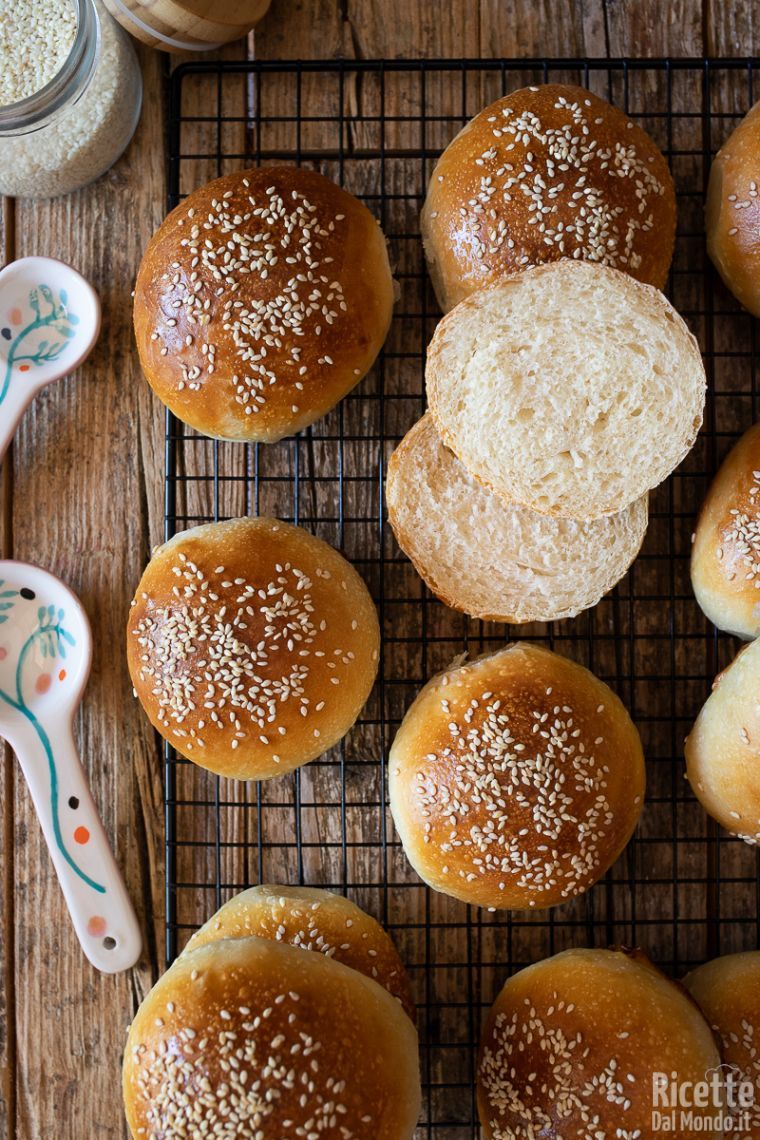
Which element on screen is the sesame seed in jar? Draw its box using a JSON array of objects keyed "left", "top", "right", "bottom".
[
  {"left": 0, "top": 0, "right": 78, "bottom": 105},
  {"left": 0, "top": 0, "right": 143, "bottom": 199}
]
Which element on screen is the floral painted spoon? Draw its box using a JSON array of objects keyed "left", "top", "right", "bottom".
[
  {"left": 0, "top": 561, "right": 141, "bottom": 972},
  {"left": 0, "top": 256, "right": 100, "bottom": 462}
]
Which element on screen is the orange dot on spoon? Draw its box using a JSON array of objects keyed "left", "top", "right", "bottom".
[
  {"left": 35, "top": 673, "right": 51, "bottom": 694},
  {"left": 87, "top": 916, "right": 106, "bottom": 937},
  {"left": 9, "top": 308, "right": 22, "bottom": 325},
  {"left": 74, "top": 826, "right": 90, "bottom": 845},
  {"left": 18, "top": 364, "right": 30, "bottom": 373},
  {"left": 58, "top": 669, "right": 66, "bottom": 681}
]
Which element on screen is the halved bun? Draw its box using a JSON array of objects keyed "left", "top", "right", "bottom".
[
  {"left": 181, "top": 885, "right": 416, "bottom": 1021},
  {"left": 386, "top": 412, "right": 648, "bottom": 623},
  {"left": 422, "top": 83, "right": 676, "bottom": 313},
  {"left": 389, "top": 643, "right": 645, "bottom": 910},
  {"left": 691, "top": 421, "right": 760, "bottom": 639},
  {"left": 478, "top": 948, "right": 722, "bottom": 1139},
  {"left": 127, "top": 517, "right": 379, "bottom": 780},
  {"left": 426, "top": 260, "right": 706, "bottom": 519},
  {"left": 685, "top": 637, "right": 760, "bottom": 846},
  {"left": 123, "top": 936, "right": 421, "bottom": 1138}
]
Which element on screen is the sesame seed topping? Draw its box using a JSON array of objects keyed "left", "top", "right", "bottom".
[
  {"left": 432, "top": 91, "right": 668, "bottom": 279},
  {"left": 131, "top": 544, "right": 350, "bottom": 756}
]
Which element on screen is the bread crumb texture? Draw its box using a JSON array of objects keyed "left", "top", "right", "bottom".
[{"left": 427, "top": 260, "right": 705, "bottom": 519}]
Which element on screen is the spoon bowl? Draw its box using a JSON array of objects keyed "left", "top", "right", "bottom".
[
  {"left": 0, "top": 256, "right": 100, "bottom": 462},
  {"left": 0, "top": 560, "right": 141, "bottom": 973}
]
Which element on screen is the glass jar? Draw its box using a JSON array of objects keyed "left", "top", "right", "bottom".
[{"left": 0, "top": 0, "right": 143, "bottom": 199}]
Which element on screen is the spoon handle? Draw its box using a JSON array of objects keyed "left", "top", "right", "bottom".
[{"left": 11, "top": 718, "right": 142, "bottom": 973}]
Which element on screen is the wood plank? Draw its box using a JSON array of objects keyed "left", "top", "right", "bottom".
[
  {"left": 706, "top": 0, "right": 760, "bottom": 54},
  {"left": 9, "top": 43, "right": 166, "bottom": 1139},
  {"left": 9, "top": 2, "right": 760, "bottom": 1137},
  {"left": 605, "top": 0, "right": 703, "bottom": 55}
]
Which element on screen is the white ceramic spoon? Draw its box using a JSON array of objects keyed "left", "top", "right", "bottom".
[
  {"left": 0, "top": 256, "right": 100, "bottom": 463},
  {"left": 0, "top": 561, "right": 142, "bottom": 973}
]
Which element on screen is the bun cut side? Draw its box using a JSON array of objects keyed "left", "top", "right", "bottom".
[
  {"left": 386, "top": 413, "right": 648, "bottom": 624},
  {"left": 426, "top": 260, "right": 706, "bottom": 519}
]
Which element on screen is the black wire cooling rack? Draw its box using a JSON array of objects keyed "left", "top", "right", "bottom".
[{"left": 164, "top": 58, "right": 760, "bottom": 1138}]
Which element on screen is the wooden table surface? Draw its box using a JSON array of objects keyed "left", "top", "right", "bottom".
[{"left": 2, "top": 1, "right": 760, "bottom": 1135}]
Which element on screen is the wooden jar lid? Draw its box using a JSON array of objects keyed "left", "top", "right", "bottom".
[{"left": 101, "top": 0, "right": 271, "bottom": 51}]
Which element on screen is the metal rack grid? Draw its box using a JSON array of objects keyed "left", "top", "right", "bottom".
[{"left": 165, "top": 58, "right": 760, "bottom": 1138}]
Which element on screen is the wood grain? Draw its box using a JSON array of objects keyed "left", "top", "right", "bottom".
[{"left": 4, "top": 2, "right": 760, "bottom": 1137}]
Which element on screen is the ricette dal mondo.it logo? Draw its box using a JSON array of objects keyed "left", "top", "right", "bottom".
[{"left": 651, "top": 1065, "right": 758, "bottom": 1133}]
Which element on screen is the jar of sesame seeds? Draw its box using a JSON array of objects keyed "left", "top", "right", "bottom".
[{"left": 0, "top": 0, "right": 142, "bottom": 198}]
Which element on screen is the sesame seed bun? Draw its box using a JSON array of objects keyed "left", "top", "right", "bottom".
[
  {"left": 386, "top": 412, "right": 648, "bottom": 624},
  {"left": 388, "top": 643, "right": 645, "bottom": 911},
  {"left": 478, "top": 948, "right": 722, "bottom": 1140},
  {"left": 684, "top": 638, "right": 760, "bottom": 846},
  {"left": 421, "top": 83, "right": 676, "bottom": 313},
  {"left": 684, "top": 951, "right": 760, "bottom": 1136},
  {"left": 706, "top": 99, "right": 760, "bottom": 318},
  {"left": 426, "top": 260, "right": 705, "bottom": 520},
  {"left": 133, "top": 165, "right": 394, "bottom": 442},
  {"left": 180, "top": 885, "right": 416, "bottom": 1022},
  {"left": 127, "top": 517, "right": 379, "bottom": 780},
  {"left": 123, "top": 936, "right": 422, "bottom": 1139},
  {"left": 691, "top": 422, "right": 760, "bottom": 639}
]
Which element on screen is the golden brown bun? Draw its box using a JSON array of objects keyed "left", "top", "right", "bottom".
[
  {"left": 691, "top": 421, "right": 760, "bottom": 639},
  {"left": 421, "top": 83, "right": 676, "bottom": 312},
  {"left": 134, "top": 165, "right": 394, "bottom": 441},
  {"left": 127, "top": 517, "right": 379, "bottom": 780},
  {"left": 478, "top": 947, "right": 722, "bottom": 1140},
  {"left": 684, "top": 952, "right": 760, "bottom": 1138},
  {"left": 684, "top": 638, "right": 760, "bottom": 846},
  {"left": 181, "top": 885, "right": 416, "bottom": 1021},
  {"left": 388, "top": 643, "right": 645, "bottom": 910},
  {"left": 707, "top": 100, "right": 760, "bottom": 317},
  {"left": 123, "top": 936, "right": 421, "bottom": 1139}
]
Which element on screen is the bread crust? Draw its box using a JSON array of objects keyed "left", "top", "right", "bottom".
[
  {"left": 181, "top": 885, "right": 416, "bottom": 1021},
  {"left": 123, "top": 936, "right": 421, "bottom": 1139},
  {"left": 134, "top": 165, "right": 394, "bottom": 442},
  {"left": 707, "top": 99, "right": 760, "bottom": 317},
  {"left": 386, "top": 412, "right": 648, "bottom": 623},
  {"left": 691, "top": 421, "right": 760, "bottom": 639},
  {"left": 684, "top": 638, "right": 760, "bottom": 845},
  {"left": 127, "top": 517, "right": 379, "bottom": 780},
  {"left": 388, "top": 643, "right": 645, "bottom": 910},
  {"left": 477, "top": 947, "right": 722, "bottom": 1140},
  {"left": 421, "top": 83, "right": 676, "bottom": 313},
  {"left": 684, "top": 950, "right": 760, "bottom": 1137},
  {"left": 426, "top": 260, "right": 705, "bottom": 519}
]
